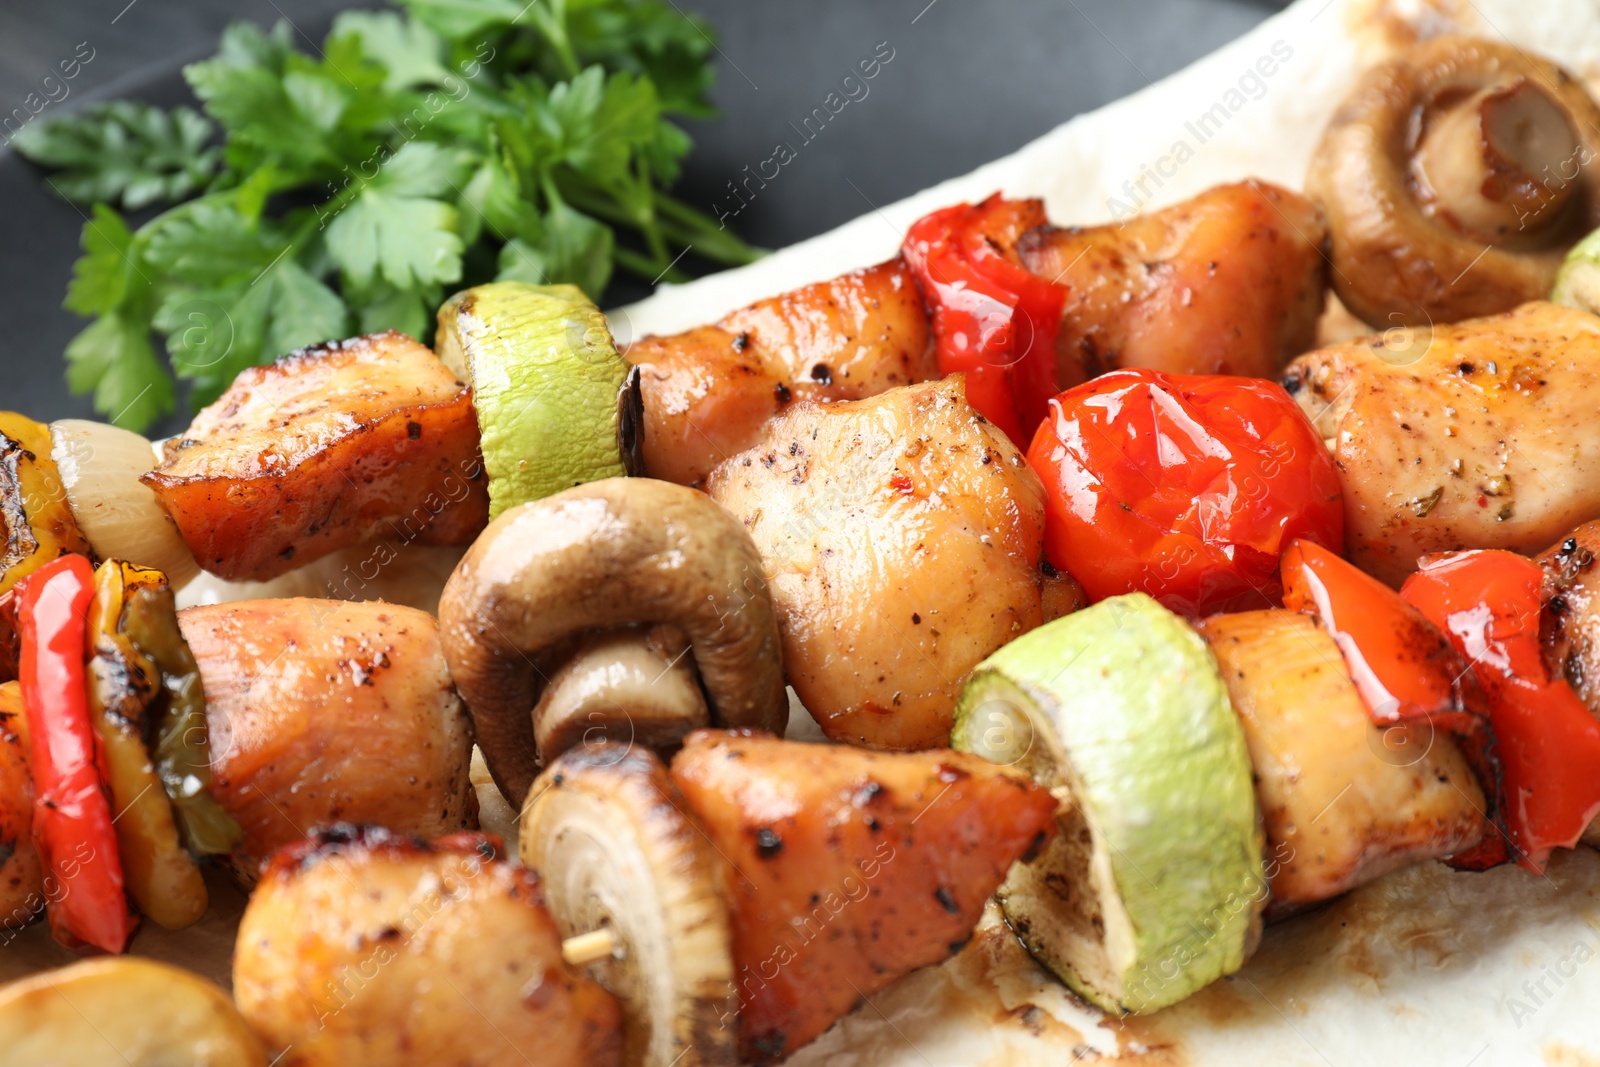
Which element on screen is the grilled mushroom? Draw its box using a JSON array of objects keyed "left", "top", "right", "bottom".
[
  {"left": 521, "top": 742, "right": 737, "bottom": 1067},
  {"left": 1308, "top": 35, "right": 1600, "bottom": 326},
  {"left": 531, "top": 625, "right": 711, "bottom": 759},
  {"left": 439, "top": 476, "right": 786, "bottom": 805}
]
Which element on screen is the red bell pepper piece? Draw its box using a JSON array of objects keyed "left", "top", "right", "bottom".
[
  {"left": 1401, "top": 549, "right": 1600, "bottom": 873},
  {"left": 16, "top": 554, "right": 135, "bottom": 954},
  {"left": 1280, "top": 539, "right": 1505, "bottom": 869},
  {"left": 1281, "top": 540, "right": 1468, "bottom": 722},
  {"left": 902, "top": 195, "right": 1065, "bottom": 445}
]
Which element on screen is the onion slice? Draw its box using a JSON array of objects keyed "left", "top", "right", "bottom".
[
  {"left": 521, "top": 742, "right": 736, "bottom": 1067},
  {"left": 49, "top": 419, "right": 200, "bottom": 588}
]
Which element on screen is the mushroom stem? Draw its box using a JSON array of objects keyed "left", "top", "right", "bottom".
[
  {"left": 562, "top": 928, "right": 622, "bottom": 967},
  {"left": 534, "top": 626, "right": 710, "bottom": 762},
  {"left": 1414, "top": 77, "right": 1582, "bottom": 241},
  {"left": 439, "top": 477, "right": 787, "bottom": 805}
]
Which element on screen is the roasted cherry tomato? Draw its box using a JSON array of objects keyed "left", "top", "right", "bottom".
[
  {"left": 902, "top": 195, "right": 1064, "bottom": 445},
  {"left": 1027, "top": 369, "right": 1343, "bottom": 616},
  {"left": 1402, "top": 549, "right": 1600, "bottom": 873},
  {"left": 16, "top": 553, "right": 136, "bottom": 953},
  {"left": 1281, "top": 539, "right": 1503, "bottom": 869}
]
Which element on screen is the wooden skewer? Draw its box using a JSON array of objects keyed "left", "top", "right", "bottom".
[{"left": 562, "top": 928, "right": 621, "bottom": 966}]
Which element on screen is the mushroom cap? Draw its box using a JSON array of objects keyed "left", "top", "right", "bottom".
[
  {"left": 439, "top": 476, "right": 787, "bottom": 804},
  {"left": 1308, "top": 35, "right": 1600, "bottom": 327}
]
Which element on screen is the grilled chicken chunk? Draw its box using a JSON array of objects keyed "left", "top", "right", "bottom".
[
  {"left": 1016, "top": 180, "right": 1327, "bottom": 385},
  {"left": 235, "top": 826, "right": 622, "bottom": 1067},
  {"left": 625, "top": 258, "right": 937, "bottom": 488},
  {"left": 1198, "top": 610, "right": 1488, "bottom": 914},
  {"left": 1527, "top": 524, "right": 1600, "bottom": 849},
  {"left": 1539, "top": 521, "right": 1600, "bottom": 715},
  {"left": 707, "top": 378, "right": 1047, "bottom": 749},
  {"left": 179, "top": 599, "right": 476, "bottom": 881},
  {"left": 670, "top": 732, "right": 1057, "bottom": 1064},
  {"left": 0, "top": 682, "right": 41, "bottom": 931},
  {"left": 1283, "top": 302, "right": 1600, "bottom": 586},
  {"left": 144, "top": 332, "right": 488, "bottom": 582}
]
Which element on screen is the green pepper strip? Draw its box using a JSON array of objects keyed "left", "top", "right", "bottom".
[
  {"left": 86, "top": 561, "right": 209, "bottom": 930},
  {"left": 122, "top": 586, "right": 241, "bottom": 856}
]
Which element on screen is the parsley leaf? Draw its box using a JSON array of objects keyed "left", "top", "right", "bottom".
[
  {"left": 143, "top": 201, "right": 284, "bottom": 284},
  {"left": 185, "top": 25, "right": 389, "bottom": 182},
  {"left": 157, "top": 259, "right": 349, "bottom": 407},
  {"left": 497, "top": 197, "right": 612, "bottom": 296},
  {"left": 12, "top": 102, "right": 221, "bottom": 211},
  {"left": 27, "top": 1, "right": 761, "bottom": 431},
  {"left": 458, "top": 155, "right": 541, "bottom": 245},
  {"left": 65, "top": 205, "right": 141, "bottom": 316},
  {"left": 568, "top": 0, "right": 717, "bottom": 117},
  {"left": 392, "top": 0, "right": 526, "bottom": 41},
  {"left": 351, "top": 280, "right": 439, "bottom": 341},
  {"left": 328, "top": 194, "right": 464, "bottom": 291},
  {"left": 325, "top": 142, "right": 470, "bottom": 290},
  {"left": 544, "top": 67, "right": 661, "bottom": 187},
  {"left": 332, "top": 11, "right": 452, "bottom": 90},
  {"left": 211, "top": 19, "right": 296, "bottom": 71},
  {"left": 65, "top": 314, "right": 174, "bottom": 430}
]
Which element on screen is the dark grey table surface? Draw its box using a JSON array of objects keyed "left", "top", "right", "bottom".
[{"left": 0, "top": 0, "right": 1285, "bottom": 435}]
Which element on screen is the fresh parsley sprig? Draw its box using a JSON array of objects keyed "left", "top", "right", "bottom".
[{"left": 12, "top": 0, "right": 759, "bottom": 430}]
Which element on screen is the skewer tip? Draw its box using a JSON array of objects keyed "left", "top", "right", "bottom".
[{"left": 561, "top": 927, "right": 620, "bottom": 967}]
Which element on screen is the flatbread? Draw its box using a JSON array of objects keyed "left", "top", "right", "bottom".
[
  {"left": 613, "top": 0, "right": 1600, "bottom": 1062},
  {"left": 9, "top": 1, "right": 1600, "bottom": 1063},
  {"left": 789, "top": 851, "right": 1600, "bottom": 1065}
]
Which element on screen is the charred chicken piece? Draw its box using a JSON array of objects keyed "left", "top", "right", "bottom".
[
  {"left": 1283, "top": 301, "right": 1600, "bottom": 587},
  {"left": 0, "top": 681, "right": 41, "bottom": 931},
  {"left": 519, "top": 735, "right": 1055, "bottom": 1066},
  {"left": 707, "top": 378, "right": 1047, "bottom": 750},
  {"left": 143, "top": 332, "right": 488, "bottom": 582},
  {"left": 624, "top": 258, "right": 937, "bottom": 488},
  {"left": 669, "top": 731, "right": 1057, "bottom": 1064},
  {"left": 1198, "top": 609, "right": 1488, "bottom": 914},
  {"left": 1538, "top": 521, "right": 1600, "bottom": 715},
  {"left": 235, "top": 826, "right": 622, "bottom": 1067},
  {"left": 179, "top": 598, "right": 477, "bottom": 881},
  {"left": 1015, "top": 180, "right": 1327, "bottom": 385},
  {"left": 1041, "top": 563, "right": 1089, "bottom": 622}
]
